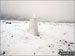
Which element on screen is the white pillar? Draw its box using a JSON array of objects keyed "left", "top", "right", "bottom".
[{"left": 29, "top": 15, "right": 39, "bottom": 36}]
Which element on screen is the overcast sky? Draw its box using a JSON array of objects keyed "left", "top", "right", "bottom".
[{"left": 1, "top": 1, "right": 74, "bottom": 22}]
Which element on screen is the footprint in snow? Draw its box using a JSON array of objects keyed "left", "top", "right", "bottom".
[
  {"left": 33, "top": 52, "right": 36, "bottom": 55},
  {"left": 0, "top": 51, "right": 6, "bottom": 55}
]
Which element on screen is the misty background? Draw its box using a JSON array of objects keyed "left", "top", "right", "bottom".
[{"left": 0, "top": 1, "right": 74, "bottom": 22}]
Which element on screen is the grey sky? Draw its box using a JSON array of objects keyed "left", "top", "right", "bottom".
[{"left": 1, "top": 1, "right": 74, "bottom": 22}]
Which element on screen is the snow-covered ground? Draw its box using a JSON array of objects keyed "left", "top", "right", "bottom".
[{"left": 0, "top": 20, "right": 75, "bottom": 56}]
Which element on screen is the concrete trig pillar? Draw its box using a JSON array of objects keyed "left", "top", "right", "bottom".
[{"left": 29, "top": 15, "right": 39, "bottom": 36}]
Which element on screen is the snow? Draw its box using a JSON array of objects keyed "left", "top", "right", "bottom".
[{"left": 0, "top": 20, "right": 74, "bottom": 56}]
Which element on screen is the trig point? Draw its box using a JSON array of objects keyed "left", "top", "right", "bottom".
[{"left": 29, "top": 15, "right": 39, "bottom": 36}]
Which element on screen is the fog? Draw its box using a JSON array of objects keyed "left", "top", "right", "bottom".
[{"left": 0, "top": 1, "right": 74, "bottom": 22}]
